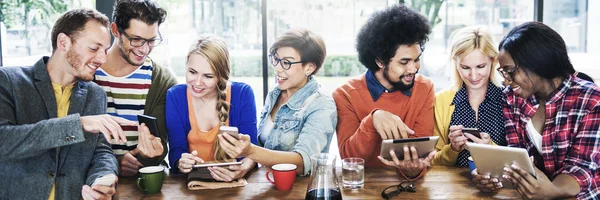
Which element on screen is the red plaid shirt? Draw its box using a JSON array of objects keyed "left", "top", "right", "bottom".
[{"left": 503, "top": 75, "right": 600, "bottom": 199}]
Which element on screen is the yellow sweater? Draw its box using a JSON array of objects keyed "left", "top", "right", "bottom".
[
  {"left": 432, "top": 89, "right": 460, "bottom": 166},
  {"left": 432, "top": 88, "right": 498, "bottom": 166}
]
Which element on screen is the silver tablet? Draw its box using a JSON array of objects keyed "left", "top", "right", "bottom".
[
  {"left": 466, "top": 143, "right": 536, "bottom": 189},
  {"left": 380, "top": 136, "right": 439, "bottom": 160}
]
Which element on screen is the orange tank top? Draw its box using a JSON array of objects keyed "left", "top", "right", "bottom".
[{"left": 187, "top": 85, "right": 231, "bottom": 161}]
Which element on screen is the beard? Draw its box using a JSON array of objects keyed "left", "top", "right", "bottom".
[
  {"left": 118, "top": 39, "right": 145, "bottom": 66},
  {"left": 66, "top": 47, "right": 94, "bottom": 82},
  {"left": 383, "top": 65, "right": 417, "bottom": 91}
]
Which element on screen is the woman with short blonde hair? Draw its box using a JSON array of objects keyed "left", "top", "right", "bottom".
[
  {"left": 432, "top": 25, "right": 507, "bottom": 166},
  {"left": 448, "top": 26, "right": 502, "bottom": 90}
]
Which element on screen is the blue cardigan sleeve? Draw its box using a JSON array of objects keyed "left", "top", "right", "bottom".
[
  {"left": 232, "top": 82, "right": 259, "bottom": 145},
  {"left": 165, "top": 85, "right": 190, "bottom": 172}
]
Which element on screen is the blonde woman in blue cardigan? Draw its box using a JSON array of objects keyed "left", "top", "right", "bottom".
[{"left": 432, "top": 26, "right": 506, "bottom": 166}]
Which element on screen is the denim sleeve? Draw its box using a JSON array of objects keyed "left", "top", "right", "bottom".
[{"left": 291, "top": 96, "right": 338, "bottom": 176}]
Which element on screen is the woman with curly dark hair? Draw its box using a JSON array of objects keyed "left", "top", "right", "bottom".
[{"left": 333, "top": 4, "right": 436, "bottom": 180}]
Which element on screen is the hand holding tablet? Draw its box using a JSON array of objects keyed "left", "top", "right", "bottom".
[
  {"left": 189, "top": 161, "right": 243, "bottom": 181},
  {"left": 467, "top": 143, "right": 536, "bottom": 190},
  {"left": 193, "top": 161, "right": 243, "bottom": 168},
  {"left": 379, "top": 136, "right": 439, "bottom": 160},
  {"left": 378, "top": 136, "right": 438, "bottom": 178}
]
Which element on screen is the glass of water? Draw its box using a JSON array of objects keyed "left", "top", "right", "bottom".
[{"left": 342, "top": 157, "right": 364, "bottom": 189}]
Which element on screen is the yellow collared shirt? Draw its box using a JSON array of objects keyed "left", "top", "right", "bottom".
[{"left": 48, "top": 82, "right": 73, "bottom": 200}]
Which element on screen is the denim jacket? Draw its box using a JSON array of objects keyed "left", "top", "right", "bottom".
[{"left": 257, "top": 77, "right": 337, "bottom": 176}]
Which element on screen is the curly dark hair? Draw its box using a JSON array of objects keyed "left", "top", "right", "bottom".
[
  {"left": 113, "top": 0, "right": 166, "bottom": 30},
  {"left": 356, "top": 4, "right": 431, "bottom": 71}
]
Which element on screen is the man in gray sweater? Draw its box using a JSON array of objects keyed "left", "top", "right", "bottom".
[{"left": 0, "top": 9, "right": 135, "bottom": 200}]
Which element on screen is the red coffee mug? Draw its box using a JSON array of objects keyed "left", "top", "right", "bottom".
[{"left": 266, "top": 163, "right": 297, "bottom": 191}]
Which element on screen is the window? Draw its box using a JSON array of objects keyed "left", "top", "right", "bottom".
[
  {"left": 543, "top": 0, "right": 599, "bottom": 82},
  {"left": 149, "top": 0, "right": 263, "bottom": 107},
  {"left": 544, "top": 0, "right": 587, "bottom": 53},
  {"left": 404, "top": 0, "right": 534, "bottom": 91},
  {"left": 1, "top": 0, "right": 598, "bottom": 87},
  {"left": 152, "top": 0, "right": 390, "bottom": 109},
  {"left": 266, "top": 0, "right": 390, "bottom": 94},
  {"left": 0, "top": 0, "right": 96, "bottom": 66}
]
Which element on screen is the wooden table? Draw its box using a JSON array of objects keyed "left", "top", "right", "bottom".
[{"left": 115, "top": 166, "right": 523, "bottom": 199}]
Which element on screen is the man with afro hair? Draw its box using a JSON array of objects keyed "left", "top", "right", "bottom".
[{"left": 333, "top": 4, "right": 435, "bottom": 180}]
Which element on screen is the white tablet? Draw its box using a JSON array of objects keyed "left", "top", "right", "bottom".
[
  {"left": 189, "top": 161, "right": 243, "bottom": 181},
  {"left": 380, "top": 136, "right": 439, "bottom": 160},
  {"left": 466, "top": 143, "right": 536, "bottom": 189},
  {"left": 193, "top": 161, "right": 243, "bottom": 168}
]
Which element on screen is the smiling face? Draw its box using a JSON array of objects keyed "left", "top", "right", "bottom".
[
  {"left": 186, "top": 54, "right": 218, "bottom": 99},
  {"left": 377, "top": 44, "right": 422, "bottom": 91},
  {"left": 272, "top": 47, "right": 315, "bottom": 92},
  {"left": 66, "top": 20, "right": 111, "bottom": 81},
  {"left": 457, "top": 50, "right": 493, "bottom": 91},
  {"left": 497, "top": 49, "right": 542, "bottom": 99},
  {"left": 115, "top": 19, "right": 160, "bottom": 66}
]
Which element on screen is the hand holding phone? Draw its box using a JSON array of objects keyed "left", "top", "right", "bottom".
[
  {"left": 137, "top": 115, "right": 160, "bottom": 137},
  {"left": 92, "top": 174, "right": 117, "bottom": 186},
  {"left": 136, "top": 115, "right": 164, "bottom": 158},
  {"left": 462, "top": 127, "right": 481, "bottom": 141},
  {"left": 219, "top": 126, "right": 239, "bottom": 140}
]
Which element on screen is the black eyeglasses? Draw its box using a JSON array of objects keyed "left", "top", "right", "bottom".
[
  {"left": 118, "top": 28, "right": 163, "bottom": 47},
  {"left": 381, "top": 180, "right": 416, "bottom": 199},
  {"left": 269, "top": 54, "right": 303, "bottom": 70},
  {"left": 497, "top": 65, "right": 519, "bottom": 82}
]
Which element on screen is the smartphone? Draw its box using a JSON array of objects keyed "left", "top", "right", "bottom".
[
  {"left": 92, "top": 174, "right": 117, "bottom": 186},
  {"left": 219, "top": 126, "right": 239, "bottom": 139},
  {"left": 462, "top": 127, "right": 481, "bottom": 141},
  {"left": 137, "top": 114, "right": 160, "bottom": 137}
]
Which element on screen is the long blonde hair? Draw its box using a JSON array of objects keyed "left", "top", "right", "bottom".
[
  {"left": 448, "top": 25, "right": 502, "bottom": 91},
  {"left": 187, "top": 35, "right": 231, "bottom": 161}
]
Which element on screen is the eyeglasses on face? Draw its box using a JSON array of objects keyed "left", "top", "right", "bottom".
[
  {"left": 269, "top": 54, "right": 303, "bottom": 70},
  {"left": 118, "top": 28, "right": 163, "bottom": 47},
  {"left": 497, "top": 65, "right": 519, "bottom": 82},
  {"left": 381, "top": 180, "right": 416, "bottom": 199}
]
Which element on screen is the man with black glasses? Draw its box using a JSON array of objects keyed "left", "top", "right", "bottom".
[{"left": 94, "top": 0, "right": 177, "bottom": 177}]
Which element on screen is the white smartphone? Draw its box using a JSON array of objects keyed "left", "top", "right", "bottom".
[
  {"left": 92, "top": 174, "right": 117, "bottom": 186},
  {"left": 219, "top": 126, "right": 239, "bottom": 139}
]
